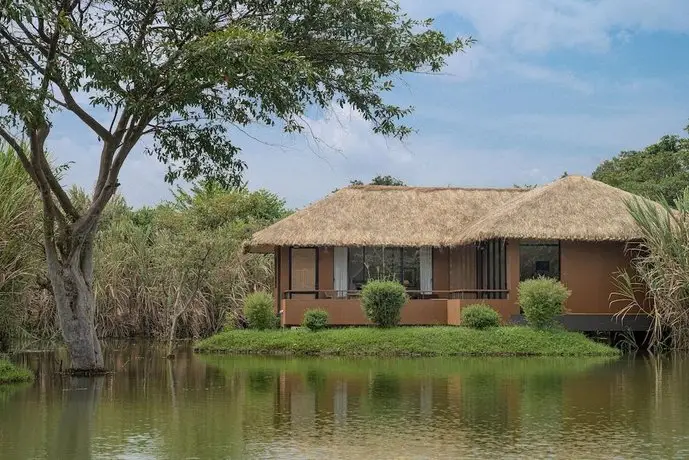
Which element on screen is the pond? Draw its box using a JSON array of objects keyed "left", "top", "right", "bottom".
[{"left": 1, "top": 343, "right": 689, "bottom": 459}]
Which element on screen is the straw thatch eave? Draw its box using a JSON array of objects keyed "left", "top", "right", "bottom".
[
  {"left": 245, "top": 176, "right": 670, "bottom": 253},
  {"left": 455, "top": 175, "right": 667, "bottom": 244},
  {"left": 245, "top": 185, "right": 526, "bottom": 252}
]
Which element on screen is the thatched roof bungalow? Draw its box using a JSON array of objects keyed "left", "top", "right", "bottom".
[{"left": 249, "top": 175, "right": 659, "bottom": 331}]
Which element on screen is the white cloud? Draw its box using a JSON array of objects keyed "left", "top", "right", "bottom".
[
  {"left": 48, "top": 133, "right": 174, "bottom": 208},
  {"left": 441, "top": 45, "right": 592, "bottom": 93},
  {"left": 402, "top": 0, "right": 689, "bottom": 53}
]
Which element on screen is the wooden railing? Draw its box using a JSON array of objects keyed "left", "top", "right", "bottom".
[{"left": 283, "top": 289, "right": 509, "bottom": 300}]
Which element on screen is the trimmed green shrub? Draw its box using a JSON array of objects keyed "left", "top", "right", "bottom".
[
  {"left": 360, "top": 280, "right": 408, "bottom": 327},
  {"left": 302, "top": 309, "right": 329, "bottom": 331},
  {"left": 518, "top": 278, "right": 571, "bottom": 329},
  {"left": 244, "top": 292, "right": 276, "bottom": 330},
  {"left": 461, "top": 304, "right": 501, "bottom": 329}
]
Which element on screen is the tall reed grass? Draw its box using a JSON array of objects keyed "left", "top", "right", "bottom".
[
  {"left": 0, "top": 149, "right": 287, "bottom": 344},
  {"left": 0, "top": 144, "right": 42, "bottom": 350},
  {"left": 613, "top": 191, "right": 689, "bottom": 351}
]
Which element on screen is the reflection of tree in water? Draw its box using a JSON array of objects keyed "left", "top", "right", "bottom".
[
  {"left": 306, "top": 368, "right": 327, "bottom": 392},
  {"left": 519, "top": 372, "right": 564, "bottom": 442},
  {"left": 48, "top": 376, "right": 103, "bottom": 460},
  {"left": 369, "top": 372, "right": 401, "bottom": 408},
  {"left": 460, "top": 372, "right": 511, "bottom": 433},
  {"left": 248, "top": 369, "right": 276, "bottom": 393}
]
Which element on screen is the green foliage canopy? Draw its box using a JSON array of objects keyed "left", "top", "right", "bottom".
[
  {"left": 0, "top": 0, "right": 471, "bottom": 188},
  {"left": 592, "top": 134, "right": 689, "bottom": 203},
  {"left": 351, "top": 175, "right": 407, "bottom": 186}
]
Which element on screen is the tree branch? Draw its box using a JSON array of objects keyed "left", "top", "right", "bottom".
[
  {"left": 36, "top": 150, "right": 80, "bottom": 220},
  {"left": 0, "top": 125, "right": 40, "bottom": 185},
  {"left": 54, "top": 81, "right": 114, "bottom": 142}
]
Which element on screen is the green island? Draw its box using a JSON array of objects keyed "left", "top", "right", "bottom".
[
  {"left": 195, "top": 326, "right": 619, "bottom": 357},
  {"left": 0, "top": 360, "right": 33, "bottom": 385}
]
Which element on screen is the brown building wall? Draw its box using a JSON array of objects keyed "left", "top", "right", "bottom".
[
  {"left": 282, "top": 299, "right": 448, "bottom": 326},
  {"left": 278, "top": 246, "right": 290, "bottom": 311},
  {"left": 447, "top": 299, "right": 462, "bottom": 325},
  {"left": 318, "top": 247, "right": 334, "bottom": 294},
  {"left": 433, "top": 248, "right": 450, "bottom": 297},
  {"left": 506, "top": 239, "right": 520, "bottom": 304},
  {"left": 560, "top": 241, "right": 630, "bottom": 314},
  {"left": 449, "top": 245, "right": 477, "bottom": 290}
]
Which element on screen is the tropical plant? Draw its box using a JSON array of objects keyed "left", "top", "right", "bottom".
[
  {"left": 360, "top": 280, "right": 408, "bottom": 327},
  {"left": 0, "top": 0, "right": 469, "bottom": 370},
  {"left": 518, "top": 278, "right": 570, "bottom": 330},
  {"left": 244, "top": 292, "right": 276, "bottom": 331},
  {"left": 612, "top": 191, "right": 689, "bottom": 351},
  {"left": 461, "top": 304, "right": 501, "bottom": 329}
]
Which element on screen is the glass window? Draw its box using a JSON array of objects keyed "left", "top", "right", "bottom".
[
  {"left": 384, "top": 248, "right": 402, "bottom": 282},
  {"left": 346, "top": 247, "right": 421, "bottom": 290},
  {"left": 402, "top": 248, "right": 420, "bottom": 290},
  {"left": 520, "top": 241, "right": 560, "bottom": 280},
  {"left": 348, "top": 247, "right": 365, "bottom": 290},
  {"left": 364, "top": 247, "right": 400, "bottom": 281}
]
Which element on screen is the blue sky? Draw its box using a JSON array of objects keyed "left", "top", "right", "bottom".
[{"left": 49, "top": 0, "right": 689, "bottom": 208}]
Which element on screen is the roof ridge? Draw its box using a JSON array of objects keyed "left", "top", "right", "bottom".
[{"left": 348, "top": 185, "right": 528, "bottom": 192}]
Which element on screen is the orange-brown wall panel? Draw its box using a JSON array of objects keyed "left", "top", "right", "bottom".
[
  {"left": 318, "top": 247, "right": 334, "bottom": 293},
  {"left": 281, "top": 299, "right": 448, "bottom": 326},
  {"left": 560, "top": 241, "right": 630, "bottom": 314}
]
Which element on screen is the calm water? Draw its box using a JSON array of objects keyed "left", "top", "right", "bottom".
[{"left": 1, "top": 344, "right": 689, "bottom": 459}]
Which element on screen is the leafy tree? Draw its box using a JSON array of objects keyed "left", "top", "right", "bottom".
[
  {"left": 592, "top": 134, "right": 689, "bottom": 203},
  {"left": 0, "top": 0, "right": 469, "bottom": 370},
  {"left": 349, "top": 175, "right": 406, "bottom": 186},
  {"left": 367, "top": 175, "right": 406, "bottom": 186}
]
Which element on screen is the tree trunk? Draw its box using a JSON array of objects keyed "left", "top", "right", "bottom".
[{"left": 46, "top": 242, "right": 104, "bottom": 372}]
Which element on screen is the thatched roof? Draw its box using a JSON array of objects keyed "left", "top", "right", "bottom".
[
  {"left": 247, "top": 186, "right": 525, "bottom": 252},
  {"left": 458, "top": 175, "right": 661, "bottom": 243},
  {"left": 246, "top": 176, "right": 664, "bottom": 253}
]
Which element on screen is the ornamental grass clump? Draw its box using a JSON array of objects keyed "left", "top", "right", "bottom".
[
  {"left": 360, "top": 280, "right": 408, "bottom": 327},
  {"left": 461, "top": 304, "right": 501, "bottom": 329},
  {"left": 518, "top": 278, "right": 570, "bottom": 329},
  {"left": 302, "top": 309, "right": 329, "bottom": 331},
  {"left": 613, "top": 192, "right": 689, "bottom": 351},
  {"left": 244, "top": 292, "right": 277, "bottom": 330}
]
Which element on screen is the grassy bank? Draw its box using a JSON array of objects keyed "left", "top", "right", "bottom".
[
  {"left": 0, "top": 360, "right": 33, "bottom": 384},
  {"left": 195, "top": 326, "right": 619, "bottom": 357}
]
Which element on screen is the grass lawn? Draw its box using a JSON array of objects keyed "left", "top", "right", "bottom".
[
  {"left": 0, "top": 359, "right": 34, "bottom": 384},
  {"left": 195, "top": 326, "right": 619, "bottom": 357}
]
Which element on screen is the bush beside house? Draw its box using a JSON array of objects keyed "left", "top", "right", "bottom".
[
  {"left": 360, "top": 280, "right": 409, "bottom": 327},
  {"left": 461, "top": 304, "right": 501, "bottom": 329},
  {"left": 244, "top": 292, "right": 277, "bottom": 330},
  {"left": 519, "top": 278, "right": 571, "bottom": 329},
  {"left": 302, "top": 309, "right": 329, "bottom": 331}
]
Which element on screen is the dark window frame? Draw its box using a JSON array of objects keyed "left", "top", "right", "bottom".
[
  {"left": 519, "top": 240, "right": 561, "bottom": 281},
  {"left": 347, "top": 246, "right": 421, "bottom": 290}
]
